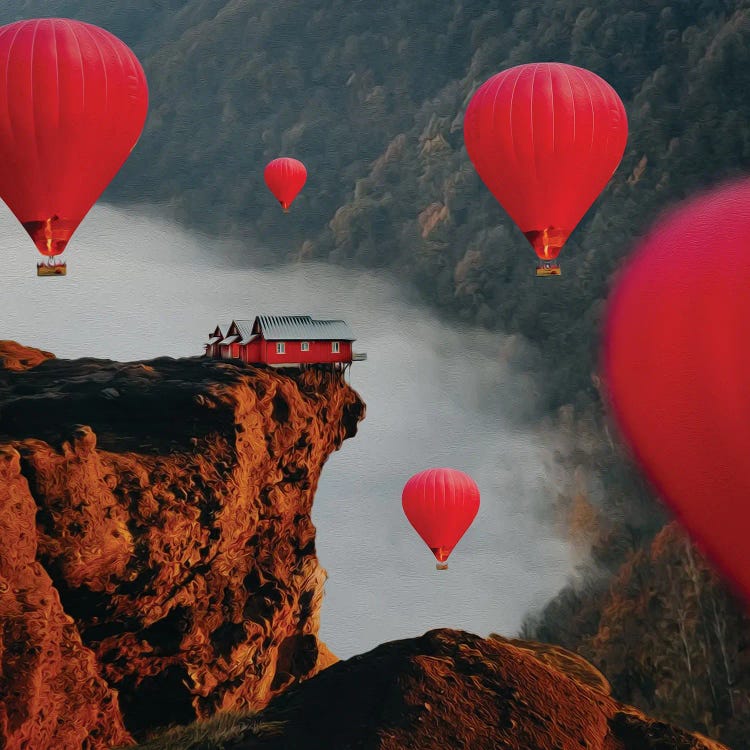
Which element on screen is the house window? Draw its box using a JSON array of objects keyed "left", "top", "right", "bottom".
[
  {"left": 276, "top": 342, "right": 285, "bottom": 354},
  {"left": 331, "top": 341, "right": 340, "bottom": 353},
  {"left": 301, "top": 342, "right": 310, "bottom": 352}
]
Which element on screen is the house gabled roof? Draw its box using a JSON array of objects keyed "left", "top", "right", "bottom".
[
  {"left": 209, "top": 321, "right": 234, "bottom": 345},
  {"left": 254, "top": 314, "right": 356, "bottom": 341},
  {"left": 218, "top": 335, "right": 240, "bottom": 346},
  {"left": 232, "top": 319, "right": 259, "bottom": 345}
]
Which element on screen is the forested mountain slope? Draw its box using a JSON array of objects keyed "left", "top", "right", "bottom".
[{"left": 2, "top": 1, "right": 749, "bottom": 746}]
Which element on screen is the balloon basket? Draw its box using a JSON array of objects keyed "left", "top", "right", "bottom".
[
  {"left": 436, "top": 561, "right": 448, "bottom": 571},
  {"left": 536, "top": 263, "right": 561, "bottom": 277},
  {"left": 37, "top": 263, "right": 66, "bottom": 277}
]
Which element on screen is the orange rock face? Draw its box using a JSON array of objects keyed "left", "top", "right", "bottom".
[
  {"left": 0, "top": 339, "right": 55, "bottom": 371},
  {"left": 0, "top": 344, "right": 364, "bottom": 748},
  {"left": 0, "top": 445, "right": 130, "bottom": 750}
]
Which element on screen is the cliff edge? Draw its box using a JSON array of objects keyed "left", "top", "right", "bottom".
[{"left": 0, "top": 342, "right": 364, "bottom": 749}]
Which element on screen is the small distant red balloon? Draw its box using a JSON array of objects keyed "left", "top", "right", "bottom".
[
  {"left": 264, "top": 157, "right": 307, "bottom": 212},
  {"left": 0, "top": 18, "right": 148, "bottom": 269},
  {"left": 402, "top": 468, "right": 480, "bottom": 570},
  {"left": 602, "top": 178, "right": 750, "bottom": 603}
]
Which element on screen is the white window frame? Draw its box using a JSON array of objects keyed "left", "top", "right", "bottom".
[
  {"left": 276, "top": 342, "right": 285, "bottom": 354},
  {"left": 301, "top": 341, "right": 310, "bottom": 352},
  {"left": 331, "top": 341, "right": 340, "bottom": 353}
]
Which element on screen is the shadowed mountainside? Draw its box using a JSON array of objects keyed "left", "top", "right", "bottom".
[
  {"left": 0, "top": 342, "right": 364, "bottom": 748},
  {"left": 130, "top": 628, "right": 731, "bottom": 750}
]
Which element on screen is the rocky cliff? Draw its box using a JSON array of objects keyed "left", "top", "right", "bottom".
[
  {"left": 0, "top": 342, "right": 364, "bottom": 749},
  {"left": 132, "top": 628, "right": 731, "bottom": 750}
]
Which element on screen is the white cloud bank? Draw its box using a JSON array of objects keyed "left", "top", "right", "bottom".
[{"left": 0, "top": 203, "right": 574, "bottom": 658}]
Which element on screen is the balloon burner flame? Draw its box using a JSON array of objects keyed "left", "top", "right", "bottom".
[
  {"left": 23, "top": 216, "right": 74, "bottom": 260},
  {"left": 524, "top": 226, "right": 567, "bottom": 262}
]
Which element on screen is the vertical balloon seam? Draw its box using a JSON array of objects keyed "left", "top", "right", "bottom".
[
  {"left": 426, "top": 469, "right": 434, "bottom": 542},
  {"left": 73, "top": 23, "right": 106, "bottom": 245},
  {"left": 109, "top": 28, "right": 146, "bottom": 158},
  {"left": 429, "top": 468, "right": 437, "bottom": 528},
  {"left": 561, "top": 65, "right": 577, "bottom": 146},
  {"left": 64, "top": 19, "right": 87, "bottom": 218},
  {"left": 578, "top": 68, "right": 604, "bottom": 220},
  {"left": 530, "top": 64, "right": 540, "bottom": 187},
  {"left": 576, "top": 66, "right": 597, "bottom": 161},
  {"left": 106, "top": 28, "right": 128, "bottom": 135},
  {"left": 29, "top": 21, "right": 46, "bottom": 209},
  {"left": 505, "top": 67, "right": 526, "bottom": 181},
  {"left": 441, "top": 468, "right": 447, "bottom": 520},
  {"left": 592, "top": 74, "right": 615, "bottom": 185},
  {"left": 50, "top": 22, "right": 60, "bottom": 159},
  {"left": 468, "top": 472, "right": 478, "bottom": 526},
  {"left": 548, "top": 64, "right": 556, "bottom": 161},
  {"left": 441, "top": 469, "right": 449, "bottom": 554},
  {"left": 82, "top": 24, "right": 110, "bottom": 128},
  {"left": 447, "top": 469, "right": 455, "bottom": 550},
  {"left": 3, "top": 24, "right": 26, "bottom": 163},
  {"left": 573, "top": 67, "right": 605, "bottom": 235},
  {"left": 435, "top": 468, "right": 442, "bottom": 542},
  {"left": 57, "top": 22, "right": 75, "bottom": 223},
  {"left": 69, "top": 21, "right": 89, "bottom": 133}
]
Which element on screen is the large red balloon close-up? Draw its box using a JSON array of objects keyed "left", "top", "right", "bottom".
[
  {"left": 464, "top": 62, "right": 628, "bottom": 271},
  {"left": 602, "top": 178, "right": 750, "bottom": 603},
  {"left": 0, "top": 19, "right": 148, "bottom": 267},
  {"left": 402, "top": 468, "right": 480, "bottom": 570},
  {"left": 264, "top": 157, "right": 307, "bottom": 212}
]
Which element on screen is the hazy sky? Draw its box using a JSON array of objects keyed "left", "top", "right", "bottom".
[{"left": 0, "top": 203, "right": 575, "bottom": 659}]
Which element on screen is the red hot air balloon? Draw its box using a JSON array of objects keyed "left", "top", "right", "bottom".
[
  {"left": 602, "top": 178, "right": 750, "bottom": 604},
  {"left": 402, "top": 468, "right": 480, "bottom": 570},
  {"left": 464, "top": 63, "right": 628, "bottom": 277},
  {"left": 0, "top": 18, "right": 148, "bottom": 276},
  {"left": 0, "top": 19, "right": 148, "bottom": 276},
  {"left": 264, "top": 158, "right": 307, "bottom": 212}
]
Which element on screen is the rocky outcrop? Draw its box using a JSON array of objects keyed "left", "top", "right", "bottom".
[
  {"left": 0, "top": 344, "right": 365, "bottom": 748},
  {"left": 0, "top": 339, "right": 55, "bottom": 371},
  {"left": 132, "top": 629, "right": 731, "bottom": 749}
]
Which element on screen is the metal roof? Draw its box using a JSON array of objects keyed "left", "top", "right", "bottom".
[
  {"left": 207, "top": 336, "right": 221, "bottom": 345},
  {"left": 232, "top": 319, "right": 258, "bottom": 345},
  {"left": 255, "top": 315, "right": 356, "bottom": 341},
  {"left": 218, "top": 335, "right": 240, "bottom": 345}
]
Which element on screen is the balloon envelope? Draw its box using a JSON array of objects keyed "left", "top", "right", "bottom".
[
  {"left": 464, "top": 62, "right": 627, "bottom": 265},
  {"left": 602, "top": 178, "right": 750, "bottom": 603},
  {"left": 264, "top": 157, "right": 307, "bottom": 211},
  {"left": 0, "top": 19, "right": 148, "bottom": 262},
  {"left": 402, "top": 467, "right": 480, "bottom": 567}
]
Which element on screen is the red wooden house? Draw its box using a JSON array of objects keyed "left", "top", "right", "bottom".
[
  {"left": 205, "top": 325, "right": 224, "bottom": 358},
  {"left": 205, "top": 315, "right": 366, "bottom": 368}
]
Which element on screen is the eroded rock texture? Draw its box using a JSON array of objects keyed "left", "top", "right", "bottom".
[
  {"left": 222, "top": 629, "right": 731, "bottom": 750},
  {"left": 0, "top": 344, "right": 364, "bottom": 748}
]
